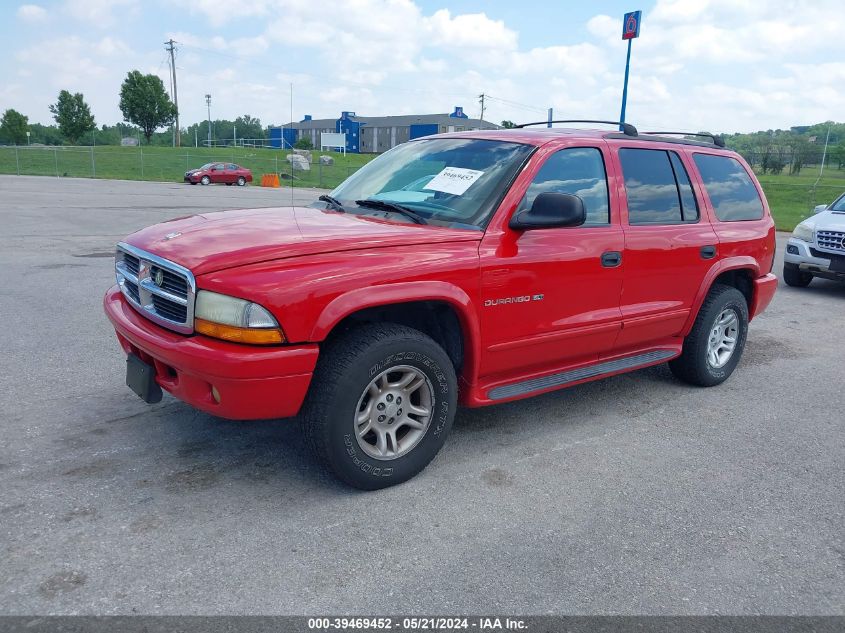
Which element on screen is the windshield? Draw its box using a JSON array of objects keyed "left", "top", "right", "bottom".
[
  {"left": 831, "top": 194, "right": 845, "bottom": 212},
  {"left": 321, "top": 138, "right": 534, "bottom": 229},
  {"left": 199, "top": 163, "right": 214, "bottom": 170}
]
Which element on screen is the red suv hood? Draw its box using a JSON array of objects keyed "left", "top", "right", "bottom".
[{"left": 125, "top": 206, "right": 481, "bottom": 275}]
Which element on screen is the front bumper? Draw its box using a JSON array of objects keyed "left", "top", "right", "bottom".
[
  {"left": 784, "top": 238, "right": 845, "bottom": 280},
  {"left": 184, "top": 173, "right": 200, "bottom": 183},
  {"left": 103, "top": 286, "right": 318, "bottom": 420}
]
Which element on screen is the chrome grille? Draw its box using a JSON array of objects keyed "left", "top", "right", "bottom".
[
  {"left": 115, "top": 242, "right": 196, "bottom": 334},
  {"left": 816, "top": 230, "right": 845, "bottom": 253},
  {"left": 123, "top": 279, "right": 141, "bottom": 304},
  {"left": 149, "top": 265, "right": 188, "bottom": 296},
  {"left": 123, "top": 253, "right": 140, "bottom": 277}
]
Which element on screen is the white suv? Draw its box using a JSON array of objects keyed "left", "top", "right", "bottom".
[{"left": 784, "top": 192, "right": 845, "bottom": 287}]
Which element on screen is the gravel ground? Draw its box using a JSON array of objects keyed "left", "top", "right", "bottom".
[{"left": 0, "top": 175, "right": 842, "bottom": 615}]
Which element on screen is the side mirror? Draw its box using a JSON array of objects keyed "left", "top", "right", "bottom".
[
  {"left": 509, "top": 192, "right": 586, "bottom": 230},
  {"left": 813, "top": 204, "right": 828, "bottom": 214}
]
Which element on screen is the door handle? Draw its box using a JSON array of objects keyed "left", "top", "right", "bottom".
[
  {"left": 700, "top": 245, "right": 717, "bottom": 259},
  {"left": 601, "top": 251, "right": 622, "bottom": 267}
]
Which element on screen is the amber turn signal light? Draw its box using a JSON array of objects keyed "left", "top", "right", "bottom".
[{"left": 194, "top": 318, "right": 285, "bottom": 345}]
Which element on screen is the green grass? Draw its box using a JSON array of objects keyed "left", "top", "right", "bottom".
[
  {"left": 754, "top": 168, "right": 844, "bottom": 231},
  {"left": 0, "top": 145, "right": 376, "bottom": 190},
  {"left": 1, "top": 146, "right": 843, "bottom": 231}
]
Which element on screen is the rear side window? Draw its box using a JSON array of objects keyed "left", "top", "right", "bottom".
[
  {"left": 619, "top": 148, "right": 698, "bottom": 224},
  {"left": 519, "top": 147, "right": 610, "bottom": 225},
  {"left": 693, "top": 154, "right": 764, "bottom": 221},
  {"left": 670, "top": 153, "right": 699, "bottom": 221}
]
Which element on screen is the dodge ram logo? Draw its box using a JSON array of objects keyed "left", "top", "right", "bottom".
[{"left": 153, "top": 269, "right": 164, "bottom": 287}]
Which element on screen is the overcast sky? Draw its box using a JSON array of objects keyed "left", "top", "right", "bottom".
[{"left": 2, "top": 0, "right": 843, "bottom": 134}]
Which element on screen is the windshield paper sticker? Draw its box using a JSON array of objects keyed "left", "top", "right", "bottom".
[{"left": 424, "top": 167, "right": 484, "bottom": 195}]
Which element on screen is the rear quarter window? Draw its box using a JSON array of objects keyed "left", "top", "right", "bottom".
[{"left": 693, "top": 154, "right": 764, "bottom": 221}]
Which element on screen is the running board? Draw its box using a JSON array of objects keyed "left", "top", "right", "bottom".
[{"left": 487, "top": 349, "right": 677, "bottom": 401}]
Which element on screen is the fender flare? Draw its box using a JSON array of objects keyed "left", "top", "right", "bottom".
[
  {"left": 309, "top": 281, "right": 482, "bottom": 385},
  {"left": 682, "top": 257, "right": 761, "bottom": 336}
]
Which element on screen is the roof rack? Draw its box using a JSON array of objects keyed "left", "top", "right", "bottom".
[
  {"left": 516, "top": 119, "right": 638, "bottom": 137},
  {"left": 643, "top": 131, "right": 726, "bottom": 147}
]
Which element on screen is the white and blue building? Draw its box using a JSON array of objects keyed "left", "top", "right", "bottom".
[{"left": 269, "top": 107, "right": 498, "bottom": 153}]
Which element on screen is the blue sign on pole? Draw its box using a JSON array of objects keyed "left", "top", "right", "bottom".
[
  {"left": 619, "top": 10, "right": 642, "bottom": 130},
  {"left": 622, "top": 10, "right": 641, "bottom": 40}
]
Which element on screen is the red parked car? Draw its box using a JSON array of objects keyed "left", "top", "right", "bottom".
[
  {"left": 106, "top": 121, "right": 777, "bottom": 489},
  {"left": 184, "top": 162, "right": 252, "bottom": 186}
]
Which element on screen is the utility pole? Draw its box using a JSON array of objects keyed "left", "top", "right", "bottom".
[
  {"left": 165, "top": 39, "right": 180, "bottom": 146},
  {"left": 205, "top": 94, "right": 212, "bottom": 147},
  {"left": 478, "top": 93, "right": 486, "bottom": 121}
]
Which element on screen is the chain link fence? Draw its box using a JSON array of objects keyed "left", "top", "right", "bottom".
[
  {"left": 2, "top": 145, "right": 843, "bottom": 230},
  {"left": 0, "top": 145, "right": 365, "bottom": 190}
]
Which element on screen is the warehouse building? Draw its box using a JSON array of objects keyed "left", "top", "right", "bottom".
[{"left": 269, "top": 107, "right": 499, "bottom": 153}]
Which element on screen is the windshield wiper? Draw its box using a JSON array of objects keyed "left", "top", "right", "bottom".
[
  {"left": 318, "top": 194, "right": 346, "bottom": 212},
  {"left": 355, "top": 199, "right": 428, "bottom": 225}
]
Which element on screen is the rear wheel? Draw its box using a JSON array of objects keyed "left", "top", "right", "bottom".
[
  {"left": 301, "top": 323, "right": 457, "bottom": 490},
  {"left": 237, "top": 176, "right": 246, "bottom": 186},
  {"left": 783, "top": 263, "right": 812, "bottom": 287},
  {"left": 669, "top": 284, "right": 748, "bottom": 387},
  {"left": 200, "top": 175, "right": 210, "bottom": 185}
]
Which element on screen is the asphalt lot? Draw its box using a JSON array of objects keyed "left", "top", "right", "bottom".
[{"left": 0, "top": 175, "right": 842, "bottom": 615}]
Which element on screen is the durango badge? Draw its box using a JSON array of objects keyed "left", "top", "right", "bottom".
[{"left": 484, "top": 294, "right": 544, "bottom": 307}]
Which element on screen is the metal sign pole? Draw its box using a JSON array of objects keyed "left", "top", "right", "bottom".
[
  {"left": 619, "top": 10, "right": 642, "bottom": 131},
  {"left": 619, "top": 38, "right": 633, "bottom": 129}
]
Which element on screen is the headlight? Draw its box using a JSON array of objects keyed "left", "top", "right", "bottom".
[
  {"left": 792, "top": 222, "right": 814, "bottom": 243},
  {"left": 194, "top": 290, "right": 285, "bottom": 345}
]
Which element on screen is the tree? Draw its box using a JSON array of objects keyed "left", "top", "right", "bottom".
[
  {"left": 829, "top": 142, "right": 845, "bottom": 170},
  {"left": 500, "top": 120, "right": 517, "bottom": 129},
  {"left": 0, "top": 109, "right": 29, "bottom": 144},
  {"left": 235, "top": 114, "right": 263, "bottom": 141},
  {"left": 788, "top": 136, "right": 811, "bottom": 176},
  {"left": 294, "top": 137, "right": 313, "bottom": 150},
  {"left": 49, "top": 90, "right": 95, "bottom": 144},
  {"left": 118, "top": 70, "right": 177, "bottom": 144}
]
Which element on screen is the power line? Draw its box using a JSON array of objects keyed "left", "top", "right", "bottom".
[
  {"left": 178, "top": 42, "right": 481, "bottom": 103},
  {"left": 485, "top": 94, "right": 548, "bottom": 114}
]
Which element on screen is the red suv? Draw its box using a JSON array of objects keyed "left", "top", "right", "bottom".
[
  {"left": 105, "top": 122, "right": 777, "bottom": 489},
  {"left": 184, "top": 162, "right": 252, "bottom": 186}
]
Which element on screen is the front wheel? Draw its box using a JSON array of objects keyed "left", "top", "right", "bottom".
[
  {"left": 301, "top": 323, "right": 458, "bottom": 490},
  {"left": 200, "top": 175, "right": 210, "bottom": 185},
  {"left": 669, "top": 284, "right": 749, "bottom": 387},
  {"left": 783, "top": 263, "right": 812, "bottom": 287}
]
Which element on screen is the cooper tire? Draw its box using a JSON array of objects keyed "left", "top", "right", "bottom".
[
  {"left": 200, "top": 175, "right": 210, "bottom": 185},
  {"left": 783, "top": 263, "right": 812, "bottom": 287},
  {"left": 669, "top": 284, "right": 749, "bottom": 387},
  {"left": 301, "top": 323, "right": 457, "bottom": 490}
]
